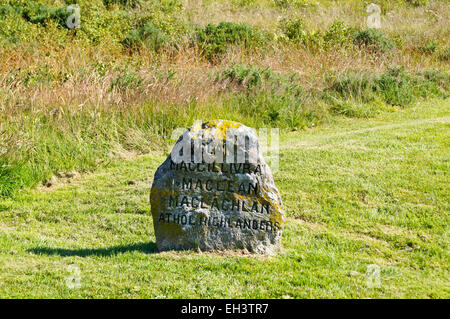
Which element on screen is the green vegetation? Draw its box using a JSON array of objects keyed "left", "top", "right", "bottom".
[
  {"left": 406, "top": 0, "right": 428, "bottom": 6},
  {"left": 327, "top": 67, "right": 449, "bottom": 108},
  {"left": 122, "top": 22, "right": 171, "bottom": 52},
  {"left": 0, "top": 100, "right": 448, "bottom": 298},
  {"left": 0, "top": 0, "right": 448, "bottom": 298},
  {"left": 278, "top": 18, "right": 397, "bottom": 53},
  {"left": 353, "top": 28, "right": 395, "bottom": 53},
  {"left": 0, "top": 62, "right": 448, "bottom": 197},
  {"left": 196, "top": 22, "right": 269, "bottom": 61},
  {"left": 6, "top": 2, "right": 72, "bottom": 27},
  {"left": 419, "top": 42, "right": 438, "bottom": 54},
  {"left": 279, "top": 17, "right": 307, "bottom": 42},
  {"left": 440, "top": 47, "right": 450, "bottom": 61},
  {"left": 323, "top": 20, "right": 354, "bottom": 48}
]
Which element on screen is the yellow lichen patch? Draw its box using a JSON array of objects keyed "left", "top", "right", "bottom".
[
  {"left": 203, "top": 120, "right": 242, "bottom": 141},
  {"left": 258, "top": 185, "right": 285, "bottom": 227},
  {"left": 232, "top": 190, "right": 284, "bottom": 228},
  {"left": 151, "top": 119, "right": 285, "bottom": 253},
  {"left": 150, "top": 186, "right": 179, "bottom": 210}
]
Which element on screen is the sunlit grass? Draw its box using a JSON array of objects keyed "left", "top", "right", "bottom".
[{"left": 0, "top": 99, "right": 448, "bottom": 298}]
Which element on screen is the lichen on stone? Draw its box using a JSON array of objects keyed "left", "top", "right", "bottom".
[{"left": 150, "top": 120, "right": 285, "bottom": 254}]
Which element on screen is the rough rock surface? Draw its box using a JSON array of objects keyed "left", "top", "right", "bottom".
[{"left": 150, "top": 120, "right": 285, "bottom": 254}]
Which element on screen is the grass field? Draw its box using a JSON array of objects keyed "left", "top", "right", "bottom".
[
  {"left": 1, "top": 0, "right": 449, "bottom": 198},
  {"left": 0, "top": 98, "right": 448, "bottom": 298}
]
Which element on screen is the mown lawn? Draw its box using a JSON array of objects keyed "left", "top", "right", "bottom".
[{"left": 0, "top": 99, "right": 448, "bottom": 298}]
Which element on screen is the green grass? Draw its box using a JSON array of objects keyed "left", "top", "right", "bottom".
[
  {"left": 0, "top": 99, "right": 448, "bottom": 298},
  {"left": 1, "top": 66, "right": 446, "bottom": 198}
]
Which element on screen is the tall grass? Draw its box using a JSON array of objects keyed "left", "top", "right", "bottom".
[{"left": 0, "top": 0, "right": 449, "bottom": 196}]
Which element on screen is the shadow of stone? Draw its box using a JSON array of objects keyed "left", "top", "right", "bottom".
[{"left": 29, "top": 241, "right": 158, "bottom": 257}]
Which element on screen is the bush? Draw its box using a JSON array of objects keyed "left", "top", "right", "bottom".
[
  {"left": 218, "top": 65, "right": 313, "bottom": 128},
  {"left": 373, "top": 67, "right": 416, "bottom": 105},
  {"left": 280, "top": 18, "right": 355, "bottom": 50},
  {"left": 418, "top": 42, "right": 438, "bottom": 54},
  {"left": 414, "top": 69, "right": 449, "bottom": 97},
  {"left": 0, "top": 4, "right": 22, "bottom": 16},
  {"left": 0, "top": 2, "right": 72, "bottom": 29},
  {"left": 328, "top": 67, "right": 448, "bottom": 107},
  {"left": 21, "top": 3, "right": 72, "bottom": 28},
  {"left": 273, "top": 0, "right": 316, "bottom": 8},
  {"left": 135, "top": 0, "right": 187, "bottom": 39},
  {"left": 232, "top": 0, "right": 258, "bottom": 8},
  {"left": 220, "top": 64, "right": 273, "bottom": 90},
  {"left": 375, "top": 68, "right": 448, "bottom": 105},
  {"left": 196, "top": 22, "right": 268, "bottom": 61},
  {"left": 110, "top": 71, "right": 144, "bottom": 91},
  {"left": 103, "top": 0, "right": 142, "bottom": 8},
  {"left": 323, "top": 20, "right": 353, "bottom": 48},
  {"left": 122, "top": 22, "right": 171, "bottom": 52},
  {"left": 219, "top": 64, "right": 304, "bottom": 95},
  {"left": 353, "top": 28, "right": 395, "bottom": 53},
  {"left": 0, "top": 8, "right": 40, "bottom": 44},
  {"left": 0, "top": 1, "right": 134, "bottom": 46},
  {"left": 279, "top": 17, "right": 307, "bottom": 43},
  {"left": 438, "top": 47, "right": 450, "bottom": 61},
  {"left": 405, "top": 0, "right": 428, "bottom": 7},
  {"left": 83, "top": 2, "right": 139, "bottom": 45}
]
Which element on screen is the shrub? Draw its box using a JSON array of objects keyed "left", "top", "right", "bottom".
[
  {"left": 414, "top": 69, "right": 449, "bottom": 97},
  {"left": 220, "top": 64, "right": 273, "bottom": 90},
  {"left": 328, "top": 71, "right": 376, "bottom": 103},
  {"left": 280, "top": 18, "right": 353, "bottom": 50},
  {"left": 0, "top": 1, "right": 135, "bottom": 46},
  {"left": 273, "top": 0, "right": 315, "bottom": 8},
  {"left": 103, "top": 0, "right": 142, "bottom": 8},
  {"left": 122, "top": 22, "right": 170, "bottom": 52},
  {"left": 21, "top": 3, "right": 72, "bottom": 28},
  {"left": 438, "top": 47, "right": 450, "bottom": 61},
  {"left": 135, "top": 0, "right": 187, "bottom": 39},
  {"left": 196, "top": 22, "right": 268, "bottom": 61},
  {"left": 0, "top": 8, "right": 40, "bottom": 44},
  {"left": 390, "top": 33, "right": 405, "bottom": 48},
  {"left": 218, "top": 65, "right": 312, "bottom": 128},
  {"left": 279, "top": 17, "right": 307, "bottom": 43},
  {"left": 219, "top": 64, "right": 304, "bottom": 95},
  {"left": 353, "top": 28, "right": 395, "bottom": 53},
  {"left": 328, "top": 67, "right": 448, "bottom": 107},
  {"left": 373, "top": 67, "right": 415, "bottom": 105},
  {"left": 323, "top": 20, "right": 353, "bottom": 48},
  {"left": 232, "top": 0, "right": 258, "bottom": 8},
  {"left": 0, "top": 2, "right": 73, "bottom": 29},
  {"left": 110, "top": 71, "right": 144, "bottom": 91},
  {"left": 405, "top": 0, "right": 428, "bottom": 7},
  {"left": 0, "top": 4, "right": 22, "bottom": 16},
  {"left": 418, "top": 42, "right": 438, "bottom": 54},
  {"left": 78, "top": 0, "right": 134, "bottom": 45}
]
